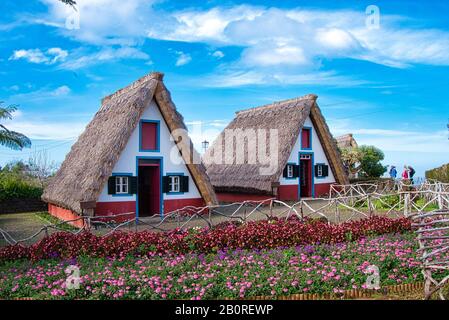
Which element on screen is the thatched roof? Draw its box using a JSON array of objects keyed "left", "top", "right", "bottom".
[
  {"left": 336, "top": 133, "right": 358, "bottom": 149},
  {"left": 43, "top": 72, "right": 217, "bottom": 214},
  {"left": 204, "top": 94, "right": 349, "bottom": 194}
]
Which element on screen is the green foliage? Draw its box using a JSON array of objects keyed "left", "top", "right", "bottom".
[
  {"left": 35, "top": 212, "right": 76, "bottom": 231},
  {"left": 0, "top": 102, "right": 31, "bottom": 151},
  {"left": 426, "top": 164, "right": 449, "bottom": 183},
  {"left": 358, "top": 145, "right": 387, "bottom": 178},
  {"left": 0, "top": 161, "right": 43, "bottom": 201}
]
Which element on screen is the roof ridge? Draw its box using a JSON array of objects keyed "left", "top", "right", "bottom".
[
  {"left": 101, "top": 71, "right": 164, "bottom": 105},
  {"left": 236, "top": 93, "right": 317, "bottom": 115}
]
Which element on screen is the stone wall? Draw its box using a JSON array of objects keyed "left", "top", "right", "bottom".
[{"left": 0, "top": 198, "right": 47, "bottom": 214}]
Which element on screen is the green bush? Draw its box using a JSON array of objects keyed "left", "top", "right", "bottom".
[
  {"left": 0, "top": 174, "right": 42, "bottom": 201},
  {"left": 426, "top": 164, "right": 449, "bottom": 183}
]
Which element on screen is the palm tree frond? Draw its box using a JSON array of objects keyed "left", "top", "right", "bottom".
[
  {"left": 0, "top": 129, "right": 32, "bottom": 150},
  {"left": 0, "top": 102, "right": 18, "bottom": 120},
  {"left": 60, "top": 0, "right": 77, "bottom": 8}
]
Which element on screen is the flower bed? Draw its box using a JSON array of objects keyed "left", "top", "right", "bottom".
[
  {"left": 0, "top": 216, "right": 411, "bottom": 262},
  {"left": 0, "top": 233, "right": 428, "bottom": 300}
]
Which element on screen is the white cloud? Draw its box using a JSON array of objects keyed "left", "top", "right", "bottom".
[
  {"left": 241, "top": 42, "right": 309, "bottom": 66},
  {"left": 39, "top": 0, "right": 157, "bottom": 46},
  {"left": 9, "top": 85, "right": 72, "bottom": 102},
  {"left": 2, "top": 110, "right": 85, "bottom": 140},
  {"left": 149, "top": 6, "right": 263, "bottom": 43},
  {"left": 201, "top": 70, "right": 369, "bottom": 88},
  {"left": 316, "top": 28, "right": 360, "bottom": 51},
  {"left": 29, "top": 3, "right": 449, "bottom": 82},
  {"left": 211, "top": 50, "right": 225, "bottom": 59},
  {"left": 9, "top": 47, "right": 68, "bottom": 64},
  {"left": 4, "top": 120, "right": 85, "bottom": 140},
  {"left": 50, "top": 85, "right": 71, "bottom": 96},
  {"left": 329, "top": 119, "right": 449, "bottom": 154},
  {"left": 146, "top": 6, "right": 449, "bottom": 68},
  {"left": 46, "top": 47, "right": 68, "bottom": 63},
  {"left": 175, "top": 51, "right": 192, "bottom": 66},
  {"left": 60, "top": 46, "right": 151, "bottom": 70}
]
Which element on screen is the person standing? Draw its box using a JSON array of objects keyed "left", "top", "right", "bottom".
[
  {"left": 389, "top": 165, "right": 397, "bottom": 179},
  {"left": 402, "top": 165, "right": 409, "bottom": 180},
  {"left": 408, "top": 165, "right": 416, "bottom": 184}
]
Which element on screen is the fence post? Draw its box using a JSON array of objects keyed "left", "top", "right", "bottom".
[
  {"left": 367, "top": 195, "right": 373, "bottom": 217},
  {"left": 437, "top": 183, "right": 443, "bottom": 210},
  {"left": 335, "top": 200, "right": 340, "bottom": 224},
  {"left": 404, "top": 193, "right": 410, "bottom": 216}
]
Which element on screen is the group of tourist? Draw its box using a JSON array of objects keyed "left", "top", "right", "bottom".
[{"left": 388, "top": 165, "right": 416, "bottom": 184}]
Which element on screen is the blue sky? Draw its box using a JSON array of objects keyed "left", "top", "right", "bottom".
[{"left": 1, "top": 0, "right": 448, "bottom": 178}]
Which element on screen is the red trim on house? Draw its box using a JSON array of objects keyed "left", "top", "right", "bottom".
[
  {"left": 314, "top": 183, "right": 333, "bottom": 197},
  {"left": 48, "top": 203, "right": 85, "bottom": 228},
  {"left": 278, "top": 184, "right": 299, "bottom": 201},
  {"left": 217, "top": 192, "right": 273, "bottom": 203},
  {"left": 95, "top": 201, "right": 136, "bottom": 215},
  {"left": 163, "top": 198, "right": 205, "bottom": 213}
]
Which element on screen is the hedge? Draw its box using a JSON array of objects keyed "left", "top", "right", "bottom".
[
  {"left": 0, "top": 175, "right": 43, "bottom": 202},
  {"left": 425, "top": 163, "right": 449, "bottom": 183}
]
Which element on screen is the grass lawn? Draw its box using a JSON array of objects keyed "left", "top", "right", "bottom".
[{"left": 0, "top": 212, "right": 49, "bottom": 247}]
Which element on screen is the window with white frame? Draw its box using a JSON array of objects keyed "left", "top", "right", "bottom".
[
  {"left": 168, "top": 176, "right": 180, "bottom": 193},
  {"left": 115, "top": 176, "right": 129, "bottom": 194},
  {"left": 317, "top": 165, "right": 323, "bottom": 177},
  {"left": 287, "top": 165, "right": 294, "bottom": 178}
]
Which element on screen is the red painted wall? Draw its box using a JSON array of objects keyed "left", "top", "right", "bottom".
[
  {"left": 163, "top": 198, "right": 205, "bottom": 214},
  {"left": 314, "top": 183, "right": 333, "bottom": 197},
  {"left": 47, "top": 198, "right": 208, "bottom": 226},
  {"left": 217, "top": 192, "right": 274, "bottom": 203},
  {"left": 278, "top": 185, "right": 298, "bottom": 201},
  {"left": 217, "top": 183, "right": 334, "bottom": 203},
  {"left": 48, "top": 203, "right": 85, "bottom": 228},
  {"left": 95, "top": 201, "right": 136, "bottom": 222}
]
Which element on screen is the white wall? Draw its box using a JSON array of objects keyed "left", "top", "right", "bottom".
[
  {"left": 279, "top": 116, "right": 336, "bottom": 185},
  {"left": 98, "top": 98, "right": 202, "bottom": 202}
]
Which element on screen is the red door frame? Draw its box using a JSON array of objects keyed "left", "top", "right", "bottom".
[{"left": 136, "top": 157, "right": 163, "bottom": 218}]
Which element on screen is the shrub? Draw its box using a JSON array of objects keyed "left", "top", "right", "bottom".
[
  {"left": 0, "top": 174, "right": 42, "bottom": 201},
  {"left": 426, "top": 164, "right": 449, "bottom": 183}
]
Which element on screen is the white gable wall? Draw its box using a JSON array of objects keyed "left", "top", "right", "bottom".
[
  {"left": 98, "top": 98, "right": 201, "bottom": 202},
  {"left": 279, "top": 116, "right": 336, "bottom": 185}
]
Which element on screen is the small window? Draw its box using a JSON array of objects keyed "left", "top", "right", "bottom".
[
  {"left": 287, "top": 165, "right": 294, "bottom": 178},
  {"left": 169, "top": 176, "right": 180, "bottom": 193},
  {"left": 115, "top": 176, "right": 129, "bottom": 194},
  {"left": 140, "top": 121, "right": 159, "bottom": 151},
  {"left": 317, "top": 165, "right": 323, "bottom": 177},
  {"left": 315, "top": 164, "right": 329, "bottom": 178},
  {"left": 301, "top": 128, "right": 311, "bottom": 149}
]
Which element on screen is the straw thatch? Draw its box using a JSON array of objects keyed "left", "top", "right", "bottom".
[
  {"left": 43, "top": 72, "right": 217, "bottom": 214},
  {"left": 336, "top": 133, "right": 358, "bottom": 149},
  {"left": 204, "top": 94, "right": 349, "bottom": 194}
]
